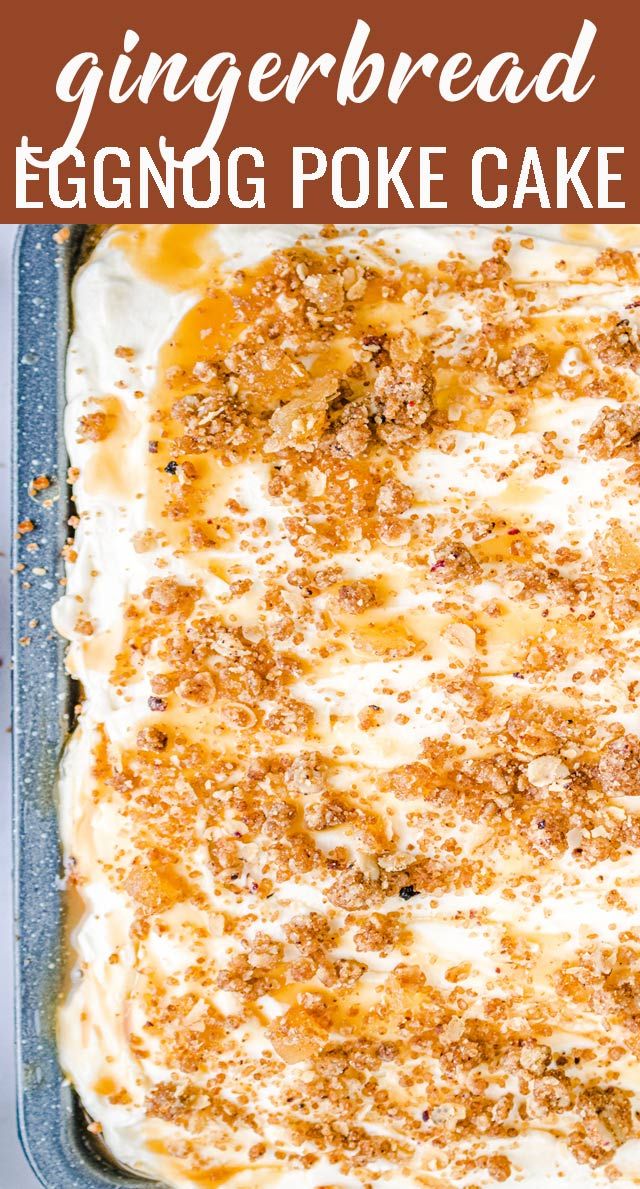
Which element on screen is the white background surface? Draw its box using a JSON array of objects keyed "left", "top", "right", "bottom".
[{"left": 1, "top": 222, "right": 42, "bottom": 1187}]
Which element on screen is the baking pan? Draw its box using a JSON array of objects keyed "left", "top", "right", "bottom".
[
  {"left": 17, "top": 221, "right": 638, "bottom": 1189},
  {"left": 12, "top": 224, "right": 161, "bottom": 1188}
]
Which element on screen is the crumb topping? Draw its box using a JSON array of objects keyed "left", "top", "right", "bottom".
[{"left": 60, "top": 225, "right": 640, "bottom": 1189}]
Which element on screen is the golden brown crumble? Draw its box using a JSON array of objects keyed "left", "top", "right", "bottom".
[
  {"left": 592, "top": 318, "right": 640, "bottom": 370},
  {"left": 497, "top": 342, "right": 550, "bottom": 387},
  {"left": 65, "top": 228, "right": 640, "bottom": 1187},
  {"left": 580, "top": 402, "right": 640, "bottom": 458},
  {"left": 77, "top": 410, "right": 110, "bottom": 442}
]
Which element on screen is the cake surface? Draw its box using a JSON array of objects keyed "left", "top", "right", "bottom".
[{"left": 56, "top": 224, "right": 640, "bottom": 1188}]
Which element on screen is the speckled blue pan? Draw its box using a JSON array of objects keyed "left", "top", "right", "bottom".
[{"left": 12, "top": 225, "right": 162, "bottom": 1187}]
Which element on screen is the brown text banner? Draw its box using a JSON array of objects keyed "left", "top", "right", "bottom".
[{"left": 2, "top": 0, "right": 638, "bottom": 222}]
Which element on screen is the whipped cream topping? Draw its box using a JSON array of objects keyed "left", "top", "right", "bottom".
[{"left": 56, "top": 224, "right": 640, "bottom": 1188}]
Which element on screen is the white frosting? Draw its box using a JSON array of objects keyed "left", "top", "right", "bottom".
[{"left": 57, "top": 224, "right": 640, "bottom": 1188}]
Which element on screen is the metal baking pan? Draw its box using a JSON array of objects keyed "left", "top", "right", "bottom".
[
  {"left": 16, "top": 220, "right": 640, "bottom": 1189},
  {"left": 12, "top": 224, "right": 161, "bottom": 1187}
]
